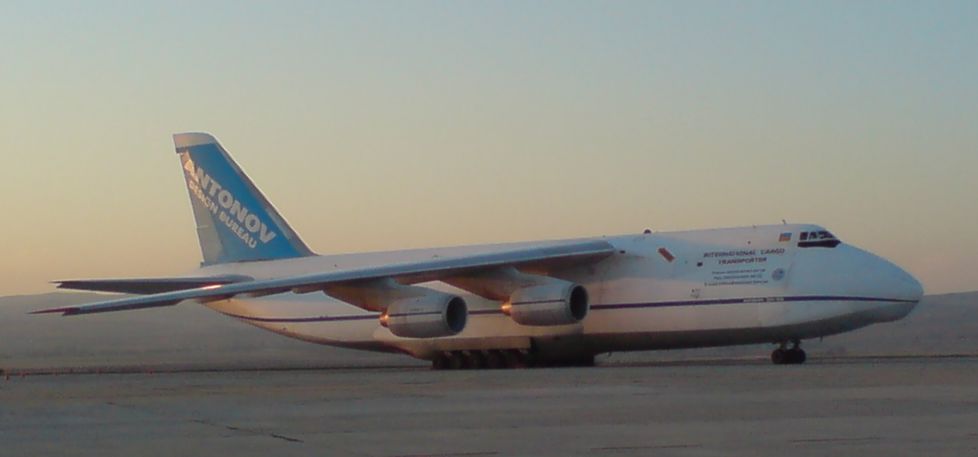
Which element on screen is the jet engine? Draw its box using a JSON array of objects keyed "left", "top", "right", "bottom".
[
  {"left": 502, "top": 282, "right": 589, "bottom": 326},
  {"left": 380, "top": 293, "right": 468, "bottom": 338}
]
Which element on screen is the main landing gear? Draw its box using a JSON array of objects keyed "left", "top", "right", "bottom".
[
  {"left": 771, "top": 340, "right": 807, "bottom": 365},
  {"left": 432, "top": 349, "right": 530, "bottom": 370},
  {"left": 430, "top": 350, "right": 595, "bottom": 370}
]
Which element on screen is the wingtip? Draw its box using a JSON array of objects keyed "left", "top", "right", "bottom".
[{"left": 30, "top": 307, "right": 78, "bottom": 316}]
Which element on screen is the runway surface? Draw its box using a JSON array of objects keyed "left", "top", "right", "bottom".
[{"left": 2, "top": 357, "right": 977, "bottom": 457}]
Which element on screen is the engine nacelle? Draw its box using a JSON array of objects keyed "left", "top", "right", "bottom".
[
  {"left": 380, "top": 293, "right": 468, "bottom": 338},
  {"left": 502, "top": 282, "right": 589, "bottom": 326}
]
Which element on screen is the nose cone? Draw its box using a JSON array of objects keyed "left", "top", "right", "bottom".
[
  {"left": 895, "top": 268, "right": 924, "bottom": 303},
  {"left": 864, "top": 253, "right": 923, "bottom": 322},
  {"left": 811, "top": 244, "right": 924, "bottom": 323}
]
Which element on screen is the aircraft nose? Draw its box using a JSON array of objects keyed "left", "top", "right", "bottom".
[
  {"left": 897, "top": 269, "right": 924, "bottom": 303},
  {"left": 836, "top": 244, "right": 923, "bottom": 322},
  {"left": 874, "top": 259, "right": 923, "bottom": 322}
]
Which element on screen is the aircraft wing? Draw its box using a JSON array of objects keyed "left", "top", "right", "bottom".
[{"left": 35, "top": 240, "right": 615, "bottom": 316}]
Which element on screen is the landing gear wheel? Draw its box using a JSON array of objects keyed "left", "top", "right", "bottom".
[
  {"left": 574, "top": 355, "right": 596, "bottom": 367},
  {"left": 552, "top": 356, "right": 596, "bottom": 367},
  {"left": 447, "top": 351, "right": 465, "bottom": 370},
  {"left": 485, "top": 351, "right": 504, "bottom": 369},
  {"left": 464, "top": 351, "right": 486, "bottom": 369},
  {"left": 502, "top": 350, "right": 529, "bottom": 369},
  {"left": 432, "top": 353, "right": 449, "bottom": 370},
  {"left": 788, "top": 348, "right": 807, "bottom": 364},
  {"left": 771, "top": 341, "right": 807, "bottom": 365}
]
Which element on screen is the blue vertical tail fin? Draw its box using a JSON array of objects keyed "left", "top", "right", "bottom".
[{"left": 174, "top": 132, "right": 315, "bottom": 265}]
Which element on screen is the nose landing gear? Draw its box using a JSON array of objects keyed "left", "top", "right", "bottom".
[{"left": 771, "top": 340, "right": 807, "bottom": 365}]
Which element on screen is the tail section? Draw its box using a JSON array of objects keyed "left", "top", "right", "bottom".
[{"left": 174, "top": 132, "right": 314, "bottom": 265}]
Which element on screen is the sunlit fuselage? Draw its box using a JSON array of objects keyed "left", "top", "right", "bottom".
[{"left": 200, "top": 223, "right": 923, "bottom": 361}]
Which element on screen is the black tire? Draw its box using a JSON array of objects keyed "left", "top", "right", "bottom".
[
  {"left": 503, "top": 350, "right": 528, "bottom": 369},
  {"left": 485, "top": 351, "right": 504, "bottom": 369},
  {"left": 573, "top": 355, "right": 596, "bottom": 367},
  {"left": 786, "top": 349, "right": 799, "bottom": 364},
  {"left": 771, "top": 348, "right": 786, "bottom": 365},
  {"left": 464, "top": 352, "right": 486, "bottom": 369},
  {"left": 431, "top": 354, "right": 449, "bottom": 370},
  {"left": 793, "top": 349, "right": 807, "bottom": 364},
  {"left": 447, "top": 352, "right": 465, "bottom": 370}
]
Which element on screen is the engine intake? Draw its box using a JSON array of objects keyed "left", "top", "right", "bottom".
[
  {"left": 503, "top": 282, "right": 589, "bottom": 326},
  {"left": 380, "top": 293, "right": 468, "bottom": 338}
]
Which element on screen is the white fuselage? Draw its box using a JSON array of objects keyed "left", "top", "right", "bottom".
[{"left": 194, "top": 223, "right": 922, "bottom": 361}]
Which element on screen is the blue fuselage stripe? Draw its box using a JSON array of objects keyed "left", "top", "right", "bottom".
[
  {"left": 591, "top": 295, "right": 917, "bottom": 311},
  {"left": 219, "top": 295, "right": 915, "bottom": 324}
]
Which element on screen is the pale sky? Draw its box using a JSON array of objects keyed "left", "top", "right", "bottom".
[{"left": 1, "top": 1, "right": 976, "bottom": 295}]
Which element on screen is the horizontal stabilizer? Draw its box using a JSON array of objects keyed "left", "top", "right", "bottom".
[
  {"left": 55, "top": 275, "right": 252, "bottom": 295},
  {"left": 30, "top": 298, "right": 185, "bottom": 316}
]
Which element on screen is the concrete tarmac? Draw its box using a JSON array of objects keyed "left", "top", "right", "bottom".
[{"left": 2, "top": 357, "right": 977, "bottom": 457}]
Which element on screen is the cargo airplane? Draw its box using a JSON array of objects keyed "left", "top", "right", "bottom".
[{"left": 36, "top": 133, "right": 924, "bottom": 367}]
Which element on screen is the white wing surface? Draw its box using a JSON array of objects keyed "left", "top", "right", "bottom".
[{"left": 35, "top": 240, "right": 614, "bottom": 316}]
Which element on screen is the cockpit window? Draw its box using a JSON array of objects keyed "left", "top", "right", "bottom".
[{"left": 798, "top": 230, "right": 840, "bottom": 248}]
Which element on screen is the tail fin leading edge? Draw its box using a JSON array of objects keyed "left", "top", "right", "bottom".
[{"left": 174, "top": 132, "right": 314, "bottom": 265}]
